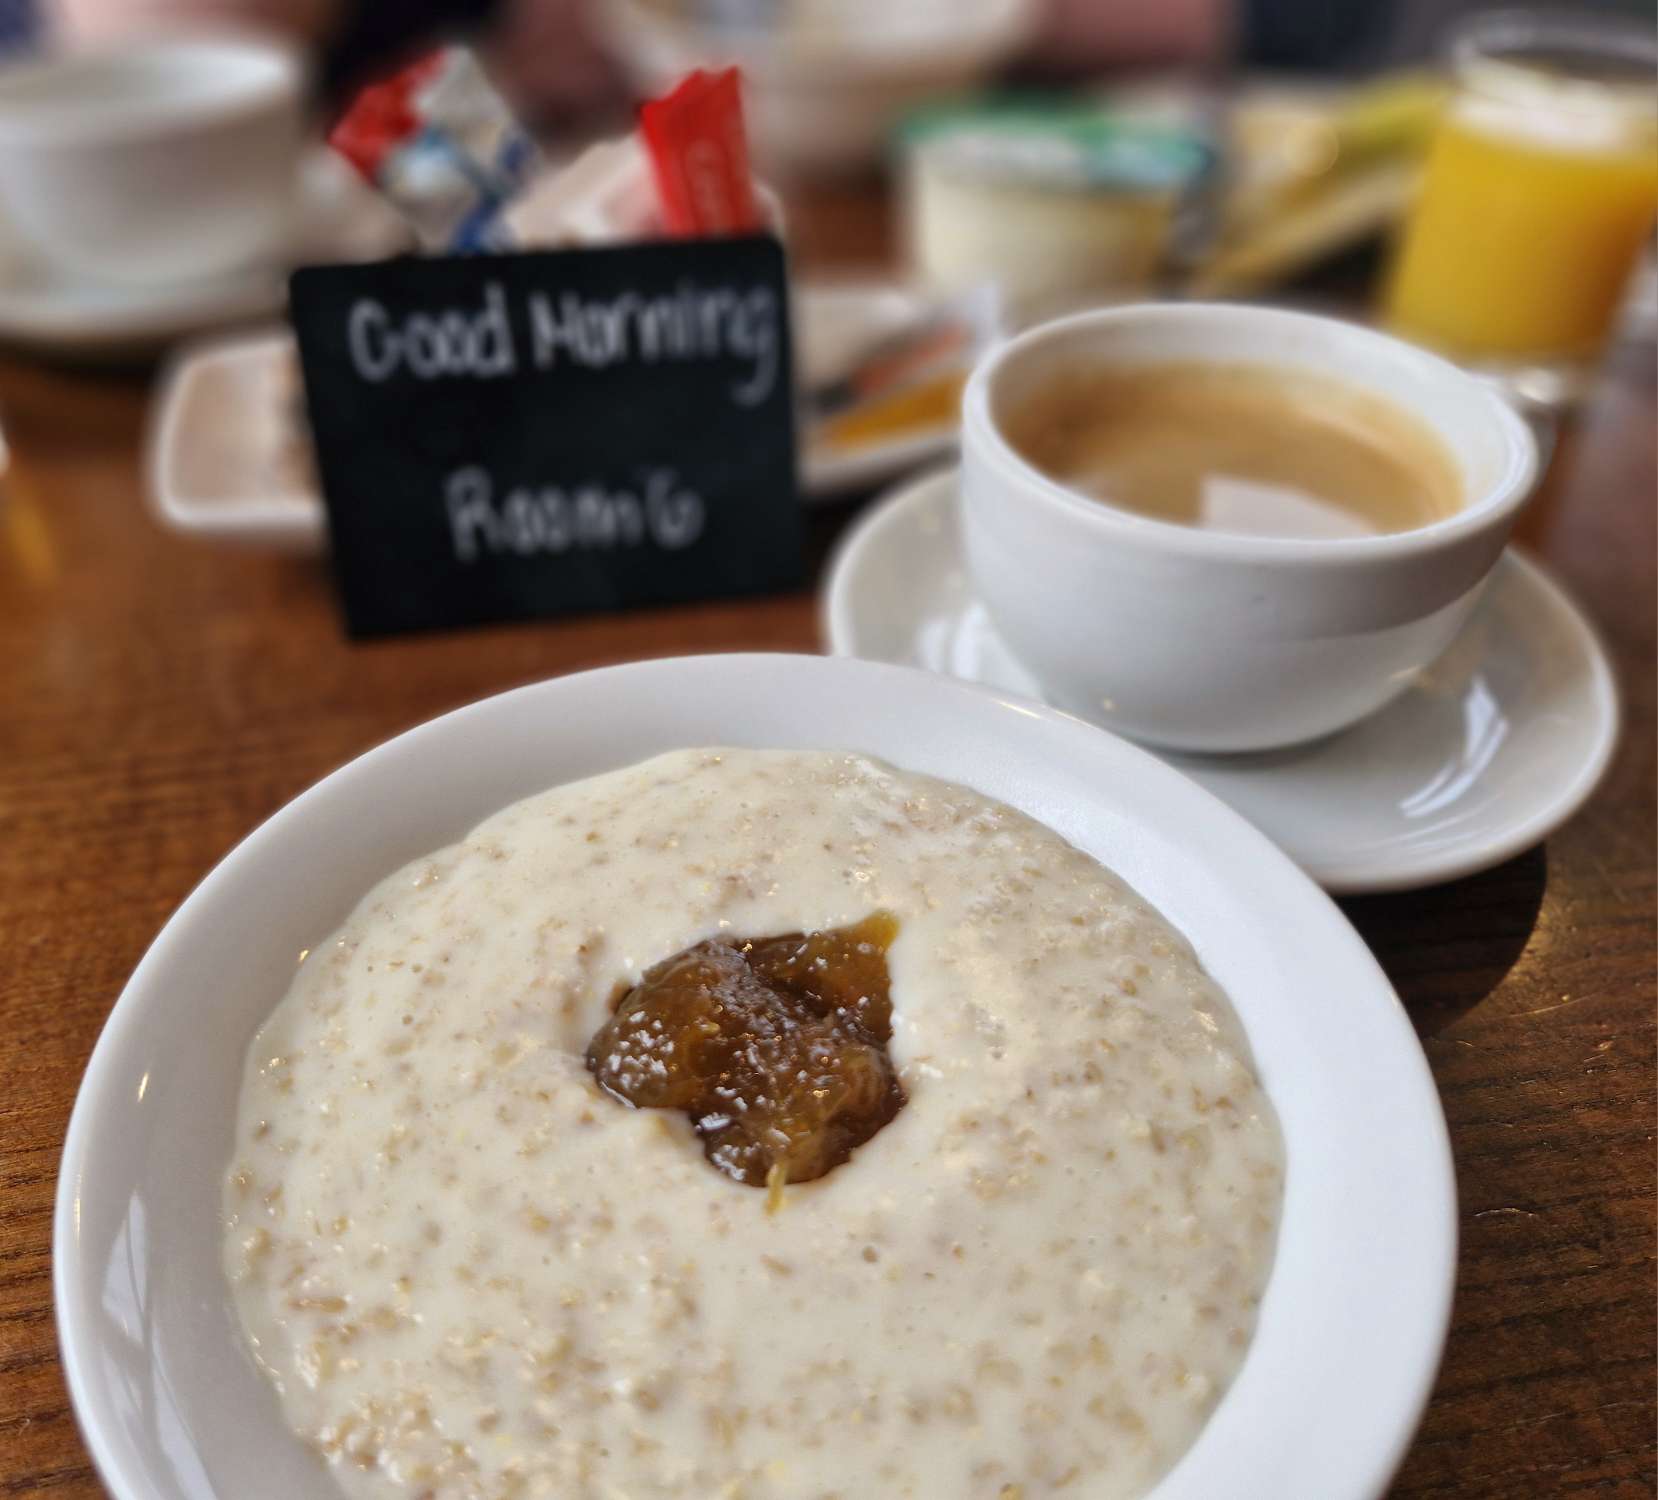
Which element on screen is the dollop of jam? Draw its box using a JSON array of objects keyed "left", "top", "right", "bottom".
[{"left": 585, "top": 913, "right": 904, "bottom": 1188}]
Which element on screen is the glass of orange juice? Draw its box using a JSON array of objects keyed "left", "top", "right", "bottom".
[{"left": 1384, "top": 11, "right": 1657, "bottom": 403}]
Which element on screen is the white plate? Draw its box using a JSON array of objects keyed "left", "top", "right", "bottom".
[
  {"left": 823, "top": 469, "right": 1620, "bottom": 894},
  {"left": 0, "top": 150, "right": 407, "bottom": 361},
  {"left": 56, "top": 653, "right": 1453, "bottom": 1500},
  {"left": 145, "top": 280, "right": 966, "bottom": 547},
  {"left": 795, "top": 279, "right": 966, "bottom": 497}
]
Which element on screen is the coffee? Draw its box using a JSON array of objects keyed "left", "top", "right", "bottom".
[{"left": 1002, "top": 361, "right": 1463, "bottom": 540}]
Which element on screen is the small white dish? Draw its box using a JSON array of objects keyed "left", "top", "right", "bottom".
[
  {"left": 146, "top": 280, "right": 964, "bottom": 544},
  {"left": 57, "top": 652, "right": 1453, "bottom": 1500},
  {"left": 147, "top": 327, "right": 320, "bottom": 549},
  {"left": 823, "top": 469, "right": 1619, "bottom": 894}
]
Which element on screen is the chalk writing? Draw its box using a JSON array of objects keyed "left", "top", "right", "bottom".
[
  {"left": 344, "top": 278, "right": 779, "bottom": 406},
  {"left": 445, "top": 465, "right": 706, "bottom": 563}
]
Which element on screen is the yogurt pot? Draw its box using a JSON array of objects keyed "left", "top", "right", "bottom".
[{"left": 901, "top": 102, "right": 1212, "bottom": 323}]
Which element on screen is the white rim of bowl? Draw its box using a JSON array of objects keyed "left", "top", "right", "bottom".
[
  {"left": 963, "top": 301, "right": 1540, "bottom": 566},
  {"left": 53, "top": 654, "right": 1457, "bottom": 1500},
  {"left": 0, "top": 34, "right": 303, "bottom": 147}
]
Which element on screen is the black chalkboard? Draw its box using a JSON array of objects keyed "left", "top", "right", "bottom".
[{"left": 289, "top": 238, "right": 801, "bottom": 638}]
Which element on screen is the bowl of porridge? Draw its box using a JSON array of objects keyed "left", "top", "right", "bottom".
[{"left": 55, "top": 653, "right": 1455, "bottom": 1500}]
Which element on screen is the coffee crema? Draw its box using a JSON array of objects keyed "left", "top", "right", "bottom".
[{"left": 1003, "top": 360, "right": 1464, "bottom": 540}]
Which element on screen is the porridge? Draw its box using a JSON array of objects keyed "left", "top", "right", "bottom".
[{"left": 224, "top": 750, "right": 1283, "bottom": 1499}]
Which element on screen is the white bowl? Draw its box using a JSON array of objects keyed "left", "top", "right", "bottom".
[
  {"left": 55, "top": 654, "right": 1455, "bottom": 1500},
  {"left": 597, "top": 0, "right": 1036, "bottom": 174},
  {"left": 0, "top": 34, "right": 304, "bottom": 286}
]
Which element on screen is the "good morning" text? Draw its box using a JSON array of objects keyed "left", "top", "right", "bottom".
[{"left": 346, "top": 280, "right": 779, "bottom": 406}]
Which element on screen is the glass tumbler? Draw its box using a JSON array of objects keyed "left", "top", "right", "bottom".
[{"left": 1384, "top": 10, "right": 1658, "bottom": 403}]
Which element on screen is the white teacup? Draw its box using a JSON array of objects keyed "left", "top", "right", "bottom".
[
  {"left": 0, "top": 34, "right": 305, "bottom": 288},
  {"left": 961, "top": 303, "right": 1539, "bottom": 753}
]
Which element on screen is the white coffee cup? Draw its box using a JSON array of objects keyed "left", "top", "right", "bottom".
[
  {"left": 0, "top": 34, "right": 305, "bottom": 288},
  {"left": 960, "top": 302, "right": 1539, "bottom": 753}
]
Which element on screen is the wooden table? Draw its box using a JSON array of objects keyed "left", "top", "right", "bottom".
[{"left": 1, "top": 186, "right": 1652, "bottom": 1499}]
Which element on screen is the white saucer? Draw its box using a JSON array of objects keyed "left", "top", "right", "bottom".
[
  {"left": 0, "top": 256, "right": 287, "bottom": 361},
  {"left": 823, "top": 468, "right": 1620, "bottom": 894},
  {"left": 0, "top": 149, "right": 408, "bottom": 361}
]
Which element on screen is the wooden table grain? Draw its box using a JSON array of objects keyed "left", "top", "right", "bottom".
[{"left": 1, "top": 187, "right": 1652, "bottom": 1499}]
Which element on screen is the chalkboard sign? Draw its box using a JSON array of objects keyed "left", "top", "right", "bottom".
[{"left": 290, "top": 237, "right": 801, "bottom": 638}]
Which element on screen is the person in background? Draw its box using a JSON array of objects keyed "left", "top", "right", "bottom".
[{"left": 36, "top": 0, "right": 1658, "bottom": 125}]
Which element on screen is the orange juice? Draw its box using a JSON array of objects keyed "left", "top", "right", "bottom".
[
  {"left": 1388, "top": 114, "right": 1657, "bottom": 358},
  {"left": 1384, "top": 15, "right": 1657, "bottom": 367}
]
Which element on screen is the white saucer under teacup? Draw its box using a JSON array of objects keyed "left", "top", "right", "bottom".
[
  {"left": 822, "top": 468, "right": 1619, "bottom": 894},
  {"left": 0, "top": 146, "right": 407, "bottom": 361},
  {"left": 0, "top": 33, "right": 408, "bottom": 361}
]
